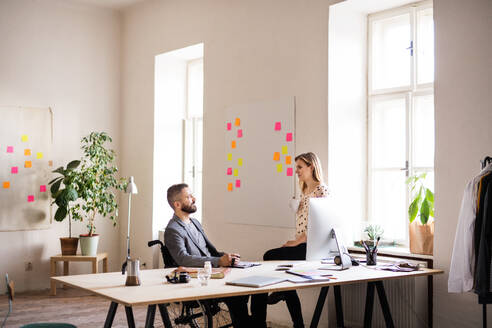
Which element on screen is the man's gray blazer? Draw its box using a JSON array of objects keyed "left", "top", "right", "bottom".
[{"left": 164, "top": 214, "right": 225, "bottom": 267}]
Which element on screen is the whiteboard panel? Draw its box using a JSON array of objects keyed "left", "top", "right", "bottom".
[
  {"left": 224, "top": 97, "right": 296, "bottom": 227},
  {"left": 0, "top": 106, "right": 53, "bottom": 231}
]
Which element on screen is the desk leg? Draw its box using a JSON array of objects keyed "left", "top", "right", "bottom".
[
  {"left": 158, "top": 304, "right": 173, "bottom": 328},
  {"left": 375, "top": 281, "right": 394, "bottom": 328},
  {"left": 92, "top": 259, "right": 98, "bottom": 273},
  {"left": 103, "top": 257, "right": 108, "bottom": 272},
  {"left": 62, "top": 261, "right": 69, "bottom": 289},
  {"left": 50, "top": 259, "right": 56, "bottom": 296},
  {"left": 363, "top": 282, "right": 375, "bottom": 328},
  {"left": 428, "top": 275, "right": 433, "bottom": 327},
  {"left": 145, "top": 304, "right": 156, "bottom": 328},
  {"left": 310, "top": 286, "right": 329, "bottom": 328},
  {"left": 334, "top": 285, "right": 344, "bottom": 328},
  {"left": 125, "top": 306, "right": 136, "bottom": 328},
  {"left": 104, "top": 302, "right": 118, "bottom": 328}
]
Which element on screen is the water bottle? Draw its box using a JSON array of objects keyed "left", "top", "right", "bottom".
[{"left": 204, "top": 261, "right": 212, "bottom": 280}]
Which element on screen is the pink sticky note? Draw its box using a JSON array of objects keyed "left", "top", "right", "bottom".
[
  {"left": 235, "top": 179, "right": 241, "bottom": 188},
  {"left": 27, "top": 195, "right": 34, "bottom": 202},
  {"left": 11, "top": 167, "right": 18, "bottom": 174},
  {"left": 227, "top": 122, "right": 232, "bottom": 131},
  {"left": 274, "top": 122, "right": 281, "bottom": 131},
  {"left": 287, "top": 168, "right": 293, "bottom": 176},
  {"left": 286, "top": 133, "right": 293, "bottom": 142},
  {"left": 7, "top": 146, "right": 13, "bottom": 153},
  {"left": 40, "top": 185, "right": 47, "bottom": 192},
  {"left": 227, "top": 168, "right": 232, "bottom": 175},
  {"left": 237, "top": 129, "right": 243, "bottom": 138}
]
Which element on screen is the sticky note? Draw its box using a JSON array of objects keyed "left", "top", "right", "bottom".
[
  {"left": 11, "top": 167, "right": 18, "bottom": 174},
  {"left": 227, "top": 122, "right": 232, "bottom": 131},
  {"left": 48, "top": 160, "right": 53, "bottom": 167},
  {"left": 227, "top": 183, "right": 233, "bottom": 191},
  {"left": 287, "top": 168, "right": 294, "bottom": 176},
  {"left": 40, "top": 185, "right": 46, "bottom": 192},
  {"left": 231, "top": 141, "right": 236, "bottom": 149},
  {"left": 25, "top": 161, "right": 32, "bottom": 168},
  {"left": 36, "top": 152, "right": 43, "bottom": 159},
  {"left": 277, "top": 164, "right": 283, "bottom": 172},
  {"left": 281, "top": 146, "right": 288, "bottom": 155},
  {"left": 238, "top": 158, "right": 243, "bottom": 166},
  {"left": 286, "top": 133, "right": 293, "bottom": 142},
  {"left": 27, "top": 195, "right": 34, "bottom": 202},
  {"left": 273, "top": 152, "right": 280, "bottom": 161},
  {"left": 235, "top": 179, "right": 241, "bottom": 188},
  {"left": 227, "top": 168, "right": 232, "bottom": 175},
  {"left": 3, "top": 182, "right": 10, "bottom": 189},
  {"left": 7, "top": 146, "right": 13, "bottom": 153},
  {"left": 237, "top": 129, "right": 243, "bottom": 138},
  {"left": 21, "top": 135, "right": 28, "bottom": 142},
  {"left": 227, "top": 153, "right": 232, "bottom": 161},
  {"left": 274, "top": 122, "right": 281, "bottom": 131},
  {"left": 24, "top": 149, "right": 31, "bottom": 156},
  {"left": 235, "top": 118, "right": 240, "bottom": 126},
  {"left": 286, "top": 156, "right": 292, "bottom": 164},
  {"left": 233, "top": 169, "right": 239, "bottom": 177}
]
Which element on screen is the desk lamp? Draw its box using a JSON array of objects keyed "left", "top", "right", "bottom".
[{"left": 121, "top": 176, "right": 139, "bottom": 286}]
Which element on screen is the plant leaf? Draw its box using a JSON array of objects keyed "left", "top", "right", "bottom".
[
  {"left": 54, "top": 206, "right": 68, "bottom": 222},
  {"left": 408, "top": 197, "right": 420, "bottom": 223},
  {"left": 48, "top": 177, "right": 62, "bottom": 185},
  {"left": 52, "top": 167, "right": 65, "bottom": 175},
  {"left": 50, "top": 179, "right": 63, "bottom": 195},
  {"left": 421, "top": 198, "right": 430, "bottom": 224},
  {"left": 67, "top": 160, "right": 81, "bottom": 170},
  {"left": 425, "top": 188, "right": 434, "bottom": 203}
]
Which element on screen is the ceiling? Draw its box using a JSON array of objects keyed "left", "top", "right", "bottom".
[{"left": 73, "top": 0, "right": 146, "bottom": 10}]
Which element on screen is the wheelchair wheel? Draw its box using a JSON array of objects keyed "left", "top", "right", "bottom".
[
  {"left": 164, "top": 301, "right": 207, "bottom": 327},
  {"left": 199, "top": 300, "right": 233, "bottom": 328}
]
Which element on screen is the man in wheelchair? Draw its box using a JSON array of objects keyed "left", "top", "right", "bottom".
[{"left": 164, "top": 183, "right": 267, "bottom": 328}]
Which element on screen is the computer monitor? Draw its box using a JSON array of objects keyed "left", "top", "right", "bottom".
[{"left": 306, "top": 197, "right": 346, "bottom": 262}]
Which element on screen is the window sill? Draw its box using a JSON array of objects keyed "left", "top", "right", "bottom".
[{"left": 348, "top": 245, "right": 434, "bottom": 261}]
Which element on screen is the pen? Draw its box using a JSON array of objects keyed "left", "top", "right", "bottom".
[
  {"left": 371, "top": 237, "right": 380, "bottom": 257},
  {"left": 361, "top": 240, "right": 369, "bottom": 252}
]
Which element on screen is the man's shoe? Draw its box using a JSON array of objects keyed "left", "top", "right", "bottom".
[{"left": 267, "top": 292, "right": 286, "bottom": 305}]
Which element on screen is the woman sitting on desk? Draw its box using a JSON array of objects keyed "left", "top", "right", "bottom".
[{"left": 263, "top": 152, "right": 329, "bottom": 328}]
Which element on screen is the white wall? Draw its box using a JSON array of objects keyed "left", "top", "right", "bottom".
[
  {"left": 120, "top": 0, "right": 334, "bottom": 325},
  {"left": 434, "top": 0, "right": 492, "bottom": 326},
  {"left": 0, "top": 0, "right": 122, "bottom": 292}
]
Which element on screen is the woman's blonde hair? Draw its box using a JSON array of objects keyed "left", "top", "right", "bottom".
[{"left": 295, "top": 152, "right": 324, "bottom": 192}]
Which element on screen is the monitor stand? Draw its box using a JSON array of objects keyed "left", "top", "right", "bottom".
[{"left": 332, "top": 228, "right": 352, "bottom": 270}]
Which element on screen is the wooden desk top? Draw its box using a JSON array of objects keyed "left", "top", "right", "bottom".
[
  {"left": 51, "top": 261, "right": 443, "bottom": 307},
  {"left": 51, "top": 253, "right": 108, "bottom": 261}
]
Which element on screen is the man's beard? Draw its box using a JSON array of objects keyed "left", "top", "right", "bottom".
[{"left": 182, "top": 203, "right": 197, "bottom": 214}]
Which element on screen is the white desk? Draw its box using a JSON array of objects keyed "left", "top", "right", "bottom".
[{"left": 52, "top": 260, "right": 443, "bottom": 327}]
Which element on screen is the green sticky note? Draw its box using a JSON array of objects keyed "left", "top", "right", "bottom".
[
  {"left": 281, "top": 146, "right": 288, "bottom": 155},
  {"left": 238, "top": 158, "right": 243, "bottom": 166},
  {"left": 277, "top": 164, "right": 283, "bottom": 172}
]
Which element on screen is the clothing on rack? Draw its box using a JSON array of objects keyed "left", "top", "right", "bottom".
[{"left": 449, "top": 163, "right": 492, "bottom": 293}]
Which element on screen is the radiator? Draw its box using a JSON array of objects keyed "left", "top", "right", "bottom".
[{"left": 340, "top": 277, "right": 427, "bottom": 327}]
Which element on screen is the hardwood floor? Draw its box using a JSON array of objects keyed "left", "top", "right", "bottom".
[{"left": 0, "top": 288, "right": 289, "bottom": 327}]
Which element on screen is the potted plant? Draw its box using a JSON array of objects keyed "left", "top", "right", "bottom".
[
  {"left": 406, "top": 173, "right": 435, "bottom": 255},
  {"left": 48, "top": 160, "right": 82, "bottom": 255},
  {"left": 363, "top": 224, "right": 384, "bottom": 247},
  {"left": 76, "top": 132, "right": 126, "bottom": 256}
]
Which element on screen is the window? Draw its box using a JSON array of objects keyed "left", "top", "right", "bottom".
[
  {"left": 183, "top": 58, "right": 204, "bottom": 221},
  {"left": 368, "top": 1, "right": 434, "bottom": 243}
]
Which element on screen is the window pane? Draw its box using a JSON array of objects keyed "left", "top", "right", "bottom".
[
  {"left": 187, "top": 60, "right": 203, "bottom": 118},
  {"left": 371, "top": 13, "right": 411, "bottom": 90},
  {"left": 417, "top": 8, "right": 434, "bottom": 84},
  {"left": 413, "top": 94, "right": 434, "bottom": 167},
  {"left": 372, "top": 97, "right": 406, "bottom": 168},
  {"left": 372, "top": 170, "right": 407, "bottom": 240}
]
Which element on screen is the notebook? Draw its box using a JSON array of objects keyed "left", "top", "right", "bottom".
[
  {"left": 232, "top": 261, "right": 261, "bottom": 269},
  {"left": 226, "top": 276, "right": 286, "bottom": 288}
]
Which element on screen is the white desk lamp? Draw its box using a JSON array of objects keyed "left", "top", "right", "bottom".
[{"left": 122, "top": 176, "right": 139, "bottom": 285}]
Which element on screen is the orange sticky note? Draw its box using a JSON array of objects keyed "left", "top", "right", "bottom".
[
  {"left": 48, "top": 160, "right": 53, "bottom": 167},
  {"left": 24, "top": 149, "right": 31, "bottom": 156},
  {"left": 231, "top": 140, "right": 236, "bottom": 149},
  {"left": 235, "top": 118, "right": 240, "bottom": 126},
  {"left": 227, "top": 183, "right": 233, "bottom": 191},
  {"left": 273, "top": 152, "right": 280, "bottom": 161},
  {"left": 25, "top": 161, "right": 32, "bottom": 168},
  {"left": 3, "top": 182, "right": 10, "bottom": 189},
  {"left": 286, "top": 156, "right": 292, "bottom": 164}
]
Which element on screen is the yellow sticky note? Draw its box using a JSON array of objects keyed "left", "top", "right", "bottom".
[
  {"left": 238, "top": 158, "right": 243, "bottom": 166},
  {"left": 21, "top": 135, "right": 28, "bottom": 142},
  {"left": 235, "top": 118, "right": 240, "bottom": 126},
  {"left": 273, "top": 152, "right": 280, "bottom": 161},
  {"left": 281, "top": 146, "right": 288, "bottom": 155},
  {"left": 231, "top": 141, "right": 236, "bottom": 149},
  {"left": 277, "top": 164, "right": 283, "bottom": 172},
  {"left": 25, "top": 161, "right": 32, "bottom": 168},
  {"left": 227, "top": 183, "right": 233, "bottom": 191},
  {"left": 24, "top": 149, "right": 31, "bottom": 156},
  {"left": 36, "top": 152, "right": 43, "bottom": 159},
  {"left": 227, "top": 153, "right": 232, "bottom": 161},
  {"left": 233, "top": 169, "right": 239, "bottom": 177},
  {"left": 3, "top": 181, "right": 10, "bottom": 189},
  {"left": 286, "top": 156, "right": 292, "bottom": 164}
]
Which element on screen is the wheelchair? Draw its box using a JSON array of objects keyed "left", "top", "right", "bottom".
[{"left": 148, "top": 240, "right": 232, "bottom": 328}]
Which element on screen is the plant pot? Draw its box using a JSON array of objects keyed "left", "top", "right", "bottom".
[
  {"left": 79, "top": 234, "right": 100, "bottom": 256},
  {"left": 60, "top": 237, "right": 79, "bottom": 255},
  {"left": 409, "top": 221, "right": 434, "bottom": 255}
]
